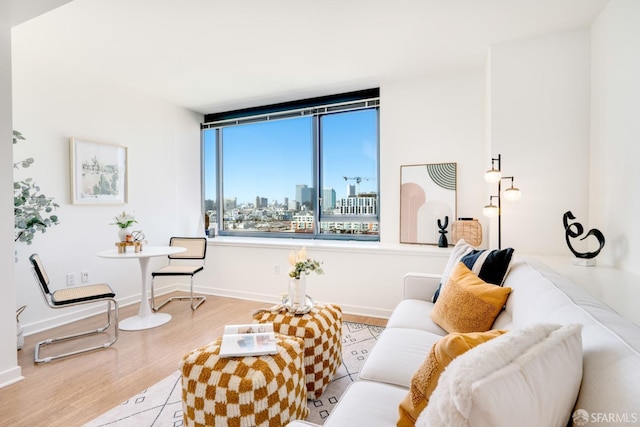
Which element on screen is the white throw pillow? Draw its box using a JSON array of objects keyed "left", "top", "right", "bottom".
[
  {"left": 417, "top": 323, "right": 583, "bottom": 427},
  {"left": 433, "top": 239, "right": 474, "bottom": 302}
]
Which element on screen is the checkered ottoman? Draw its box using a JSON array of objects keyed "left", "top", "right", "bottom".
[
  {"left": 253, "top": 304, "right": 343, "bottom": 399},
  {"left": 180, "top": 334, "right": 308, "bottom": 427}
]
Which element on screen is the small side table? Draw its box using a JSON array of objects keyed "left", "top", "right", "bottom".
[
  {"left": 253, "top": 303, "right": 343, "bottom": 399},
  {"left": 180, "top": 334, "right": 308, "bottom": 427}
]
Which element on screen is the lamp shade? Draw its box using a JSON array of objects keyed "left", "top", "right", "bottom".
[
  {"left": 484, "top": 168, "right": 502, "bottom": 183},
  {"left": 483, "top": 204, "right": 499, "bottom": 217},
  {"left": 504, "top": 187, "right": 522, "bottom": 201}
]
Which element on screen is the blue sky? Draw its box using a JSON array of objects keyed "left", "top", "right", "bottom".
[{"left": 203, "top": 109, "right": 378, "bottom": 204}]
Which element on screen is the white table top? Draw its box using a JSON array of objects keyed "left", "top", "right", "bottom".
[{"left": 97, "top": 245, "right": 186, "bottom": 259}]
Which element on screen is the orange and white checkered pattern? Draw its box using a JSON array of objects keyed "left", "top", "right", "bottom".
[
  {"left": 253, "top": 304, "right": 343, "bottom": 398},
  {"left": 180, "top": 334, "right": 308, "bottom": 427}
]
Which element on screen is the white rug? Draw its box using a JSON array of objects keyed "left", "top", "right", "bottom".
[{"left": 85, "top": 322, "right": 384, "bottom": 426}]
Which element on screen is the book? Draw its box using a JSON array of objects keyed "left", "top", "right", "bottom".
[{"left": 219, "top": 323, "right": 277, "bottom": 358}]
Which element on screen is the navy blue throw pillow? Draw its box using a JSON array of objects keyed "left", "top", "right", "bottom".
[{"left": 432, "top": 247, "right": 514, "bottom": 303}]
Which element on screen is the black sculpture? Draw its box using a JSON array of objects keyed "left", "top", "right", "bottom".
[
  {"left": 437, "top": 216, "right": 449, "bottom": 248},
  {"left": 562, "top": 211, "right": 605, "bottom": 259}
]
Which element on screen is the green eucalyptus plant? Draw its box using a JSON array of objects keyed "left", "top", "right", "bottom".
[{"left": 13, "top": 130, "right": 60, "bottom": 249}]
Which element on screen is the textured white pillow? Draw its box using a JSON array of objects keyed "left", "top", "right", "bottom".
[
  {"left": 433, "top": 239, "right": 475, "bottom": 302},
  {"left": 417, "top": 323, "right": 583, "bottom": 427}
]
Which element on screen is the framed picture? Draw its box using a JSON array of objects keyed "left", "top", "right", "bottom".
[
  {"left": 400, "top": 163, "right": 457, "bottom": 245},
  {"left": 70, "top": 138, "right": 128, "bottom": 204}
]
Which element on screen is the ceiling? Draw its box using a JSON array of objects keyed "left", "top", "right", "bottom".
[{"left": 11, "top": 0, "right": 609, "bottom": 115}]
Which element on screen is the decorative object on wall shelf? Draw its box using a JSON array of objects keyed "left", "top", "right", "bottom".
[
  {"left": 400, "top": 163, "right": 457, "bottom": 245},
  {"left": 562, "top": 211, "right": 605, "bottom": 266},
  {"left": 452, "top": 218, "right": 482, "bottom": 246},
  {"left": 70, "top": 138, "right": 128, "bottom": 204},
  {"left": 437, "top": 216, "right": 449, "bottom": 247},
  {"left": 482, "top": 154, "right": 522, "bottom": 249}
]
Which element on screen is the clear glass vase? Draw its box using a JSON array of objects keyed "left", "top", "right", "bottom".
[{"left": 286, "top": 275, "right": 313, "bottom": 314}]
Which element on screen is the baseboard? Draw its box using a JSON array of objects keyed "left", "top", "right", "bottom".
[
  {"left": 178, "top": 284, "right": 392, "bottom": 320},
  {"left": 0, "top": 366, "right": 24, "bottom": 389}
]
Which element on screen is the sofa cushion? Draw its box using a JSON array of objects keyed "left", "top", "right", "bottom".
[
  {"left": 433, "top": 242, "right": 514, "bottom": 302},
  {"left": 430, "top": 263, "right": 511, "bottom": 333},
  {"left": 318, "top": 381, "right": 408, "bottom": 426},
  {"left": 397, "top": 329, "right": 507, "bottom": 427},
  {"left": 359, "top": 328, "right": 441, "bottom": 388},
  {"left": 386, "top": 299, "right": 447, "bottom": 335},
  {"left": 419, "top": 323, "right": 583, "bottom": 427}
]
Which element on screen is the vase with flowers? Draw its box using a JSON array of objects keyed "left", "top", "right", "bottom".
[
  {"left": 111, "top": 211, "right": 137, "bottom": 242},
  {"left": 285, "top": 247, "right": 324, "bottom": 313}
]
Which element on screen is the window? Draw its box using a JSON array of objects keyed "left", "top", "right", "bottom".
[{"left": 202, "top": 89, "right": 379, "bottom": 241}]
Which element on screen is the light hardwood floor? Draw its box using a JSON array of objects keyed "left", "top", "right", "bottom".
[{"left": 0, "top": 292, "right": 387, "bottom": 427}]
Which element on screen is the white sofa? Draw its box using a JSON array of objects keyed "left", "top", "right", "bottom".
[{"left": 288, "top": 256, "right": 640, "bottom": 426}]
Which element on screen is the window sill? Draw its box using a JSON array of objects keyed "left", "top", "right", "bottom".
[{"left": 207, "top": 236, "right": 452, "bottom": 257}]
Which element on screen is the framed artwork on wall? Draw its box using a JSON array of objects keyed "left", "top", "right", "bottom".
[
  {"left": 400, "top": 163, "right": 457, "bottom": 245},
  {"left": 70, "top": 138, "right": 128, "bottom": 205}
]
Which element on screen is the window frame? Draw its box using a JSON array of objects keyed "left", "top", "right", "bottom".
[{"left": 202, "top": 89, "right": 380, "bottom": 241}]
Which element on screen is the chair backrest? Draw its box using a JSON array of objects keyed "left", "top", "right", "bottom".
[
  {"left": 168, "top": 237, "right": 207, "bottom": 260},
  {"left": 29, "top": 253, "right": 52, "bottom": 295}
]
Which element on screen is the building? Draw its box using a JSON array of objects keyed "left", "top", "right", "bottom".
[
  {"left": 296, "top": 184, "right": 314, "bottom": 209},
  {"left": 336, "top": 194, "right": 377, "bottom": 216},
  {"left": 322, "top": 188, "right": 336, "bottom": 210}
]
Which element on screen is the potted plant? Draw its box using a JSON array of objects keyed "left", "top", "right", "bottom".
[{"left": 13, "top": 130, "right": 60, "bottom": 248}]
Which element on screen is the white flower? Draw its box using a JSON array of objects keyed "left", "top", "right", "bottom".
[
  {"left": 111, "top": 211, "right": 137, "bottom": 229},
  {"left": 288, "top": 247, "right": 324, "bottom": 279}
]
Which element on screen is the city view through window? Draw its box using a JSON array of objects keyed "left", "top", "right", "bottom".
[{"left": 203, "top": 107, "right": 379, "bottom": 239}]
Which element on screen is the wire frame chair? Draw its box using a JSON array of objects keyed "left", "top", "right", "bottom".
[
  {"left": 29, "top": 253, "right": 119, "bottom": 363},
  {"left": 150, "top": 237, "right": 207, "bottom": 311}
]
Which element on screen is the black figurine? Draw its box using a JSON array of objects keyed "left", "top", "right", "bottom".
[
  {"left": 437, "top": 216, "right": 449, "bottom": 248},
  {"left": 562, "top": 211, "right": 605, "bottom": 259}
]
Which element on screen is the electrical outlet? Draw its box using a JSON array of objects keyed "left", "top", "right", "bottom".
[
  {"left": 66, "top": 273, "right": 75, "bottom": 286},
  {"left": 274, "top": 265, "right": 280, "bottom": 275},
  {"left": 81, "top": 271, "right": 89, "bottom": 283}
]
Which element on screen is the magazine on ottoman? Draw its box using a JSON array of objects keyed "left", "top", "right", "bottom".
[{"left": 219, "top": 323, "right": 277, "bottom": 358}]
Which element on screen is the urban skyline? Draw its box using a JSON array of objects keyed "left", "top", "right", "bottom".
[{"left": 203, "top": 108, "right": 378, "bottom": 205}]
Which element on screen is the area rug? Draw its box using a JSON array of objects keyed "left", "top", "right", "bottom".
[{"left": 85, "top": 321, "right": 384, "bottom": 426}]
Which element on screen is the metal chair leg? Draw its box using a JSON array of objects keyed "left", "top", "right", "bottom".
[
  {"left": 151, "top": 276, "right": 206, "bottom": 312},
  {"left": 35, "top": 299, "right": 119, "bottom": 363}
]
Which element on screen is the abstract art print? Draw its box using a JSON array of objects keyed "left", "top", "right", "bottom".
[
  {"left": 70, "top": 138, "right": 128, "bottom": 204},
  {"left": 400, "top": 163, "right": 457, "bottom": 245}
]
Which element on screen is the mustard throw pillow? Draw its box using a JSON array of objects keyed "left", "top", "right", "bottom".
[
  {"left": 397, "top": 330, "right": 508, "bottom": 427},
  {"left": 430, "top": 262, "right": 511, "bottom": 333}
]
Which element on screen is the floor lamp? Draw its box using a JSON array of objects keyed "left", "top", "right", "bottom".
[{"left": 483, "top": 154, "right": 521, "bottom": 249}]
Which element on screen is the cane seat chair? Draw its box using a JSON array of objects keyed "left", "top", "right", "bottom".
[
  {"left": 150, "top": 237, "right": 207, "bottom": 311},
  {"left": 29, "top": 253, "right": 119, "bottom": 363}
]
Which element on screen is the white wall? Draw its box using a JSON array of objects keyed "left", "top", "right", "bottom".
[
  {"left": 488, "top": 30, "right": 592, "bottom": 254},
  {"left": 11, "top": 19, "right": 202, "bottom": 334},
  {"left": 0, "top": 0, "right": 23, "bottom": 388},
  {"left": 379, "top": 68, "right": 488, "bottom": 243},
  {"left": 590, "top": 0, "right": 640, "bottom": 275}
]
